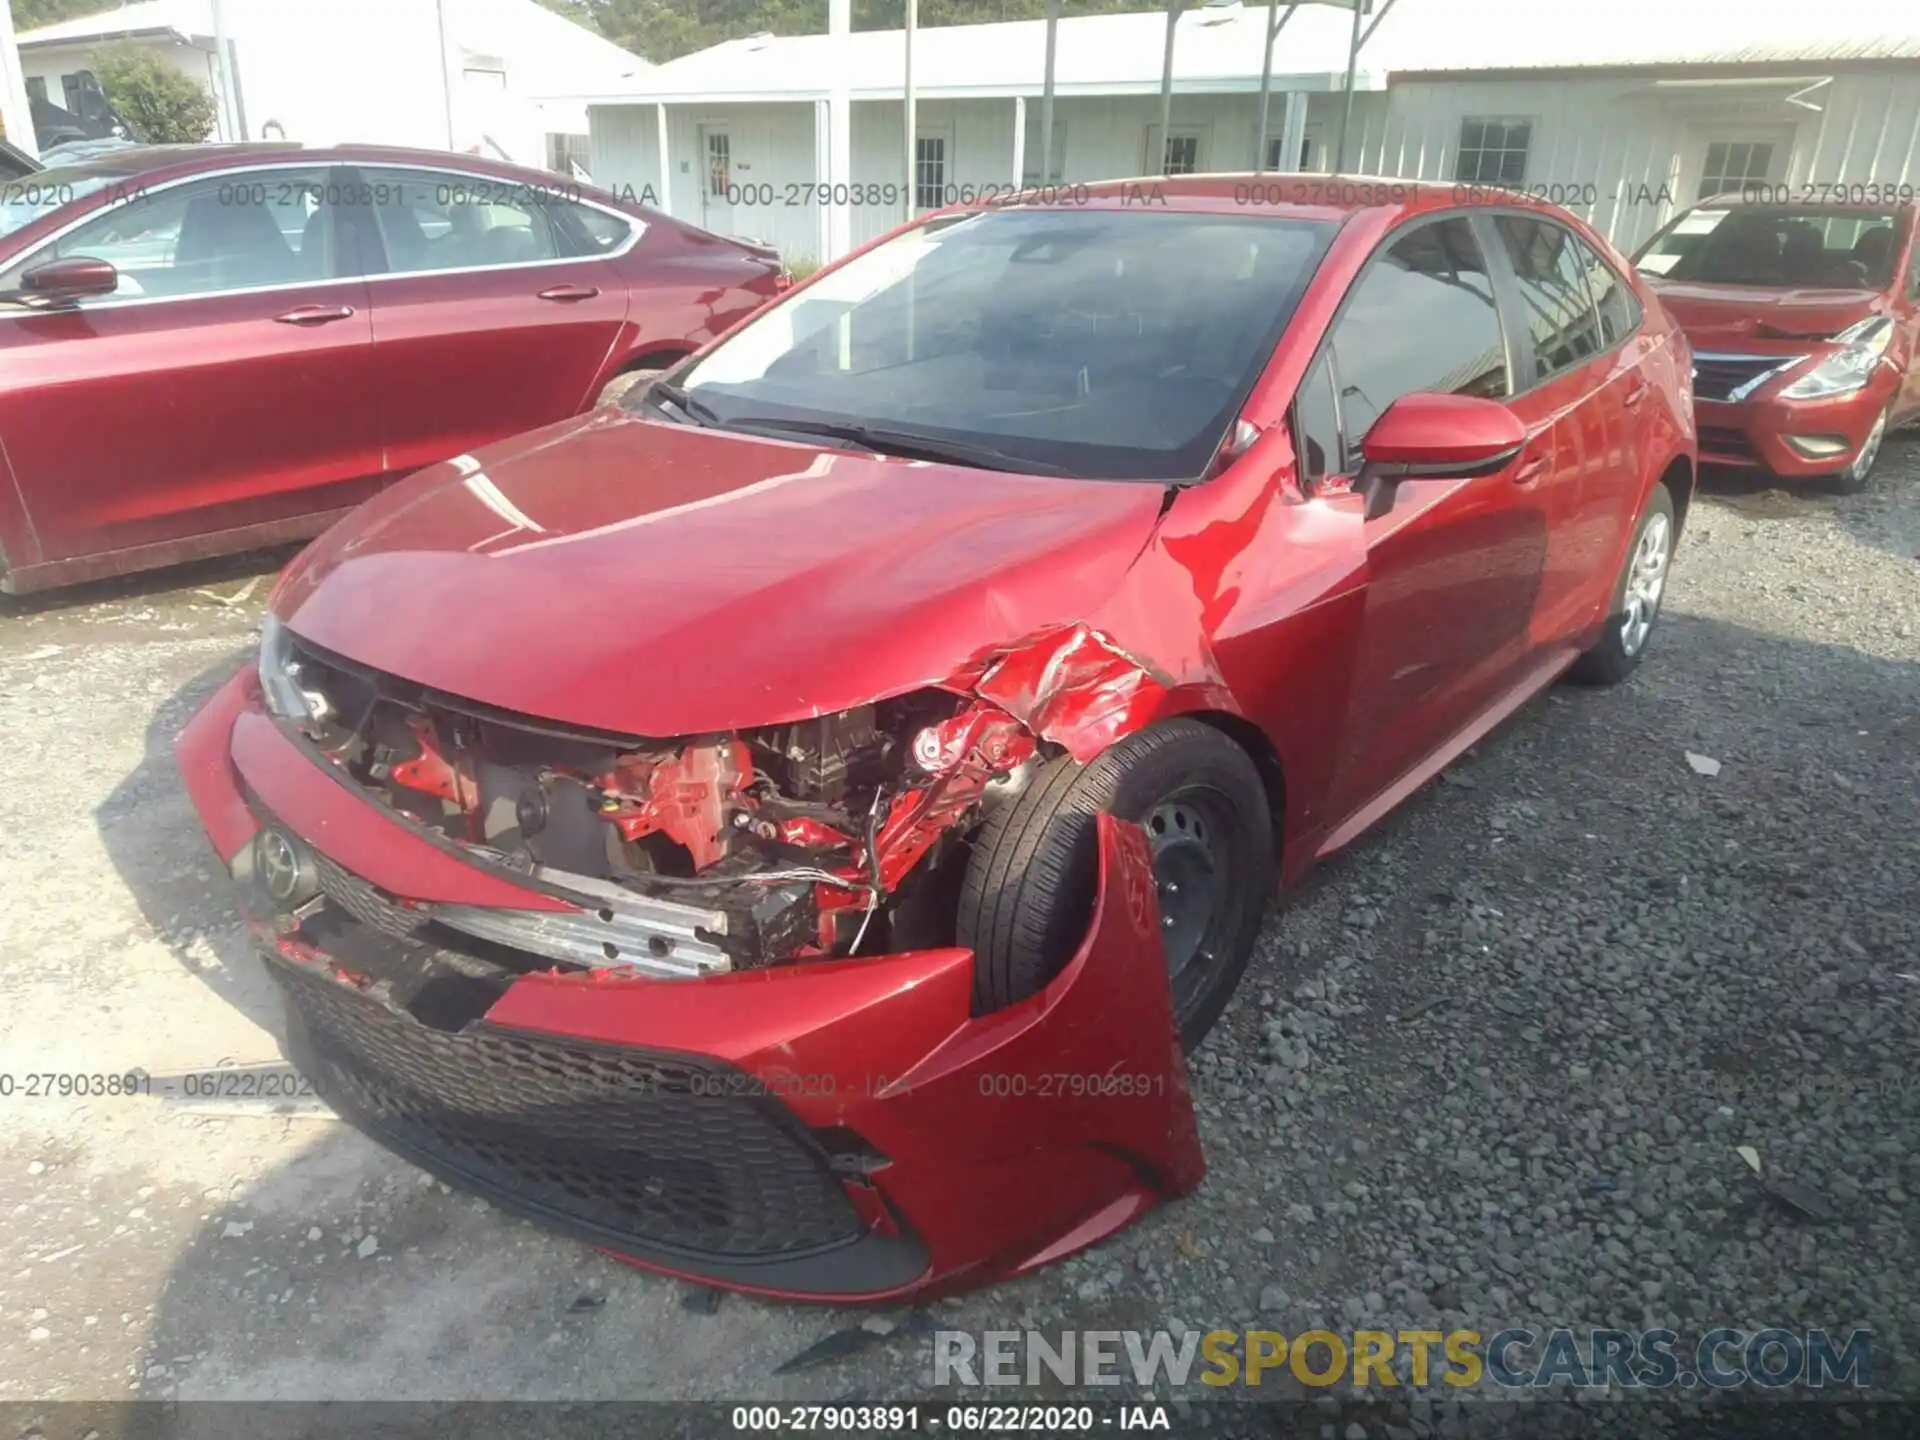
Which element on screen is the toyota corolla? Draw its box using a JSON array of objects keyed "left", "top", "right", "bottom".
[{"left": 177, "top": 177, "right": 1695, "bottom": 1301}]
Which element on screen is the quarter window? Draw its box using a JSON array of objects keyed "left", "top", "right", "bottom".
[
  {"left": 1492, "top": 215, "right": 1603, "bottom": 381},
  {"left": 1325, "top": 216, "right": 1510, "bottom": 457},
  {"left": 1573, "top": 235, "right": 1641, "bottom": 348},
  {"left": 0, "top": 166, "right": 337, "bottom": 299},
  {"left": 1293, "top": 352, "right": 1340, "bottom": 488},
  {"left": 1455, "top": 118, "right": 1531, "bottom": 186},
  {"left": 358, "top": 168, "right": 564, "bottom": 273}
]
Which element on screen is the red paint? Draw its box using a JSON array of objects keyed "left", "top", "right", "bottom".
[
  {"left": 0, "top": 145, "right": 784, "bottom": 594},
  {"left": 1645, "top": 199, "right": 1920, "bottom": 477},
  {"left": 179, "top": 175, "right": 1694, "bottom": 1301}
]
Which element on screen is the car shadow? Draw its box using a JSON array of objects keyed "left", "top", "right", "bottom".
[
  {"left": 97, "top": 610, "right": 1918, "bottom": 1415},
  {"left": 0, "top": 544, "right": 299, "bottom": 621},
  {"left": 1693, "top": 432, "right": 1920, "bottom": 566}
]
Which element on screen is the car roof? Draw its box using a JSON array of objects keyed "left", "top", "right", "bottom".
[
  {"left": 978, "top": 170, "right": 1574, "bottom": 228},
  {"left": 34, "top": 142, "right": 582, "bottom": 187}
]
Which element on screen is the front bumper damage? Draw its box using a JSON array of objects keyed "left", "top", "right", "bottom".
[{"left": 177, "top": 664, "right": 1204, "bottom": 1301}]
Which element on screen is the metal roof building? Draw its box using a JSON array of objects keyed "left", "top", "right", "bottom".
[{"left": 556, "top": 0, "right": 1920, "bottom": 263}]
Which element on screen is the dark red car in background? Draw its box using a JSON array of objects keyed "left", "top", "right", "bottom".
[
  {"left": 177, "top": 178, "right": 1694, "bottom": 1302},
  {"left": 1634, "top": 195, "right": 1920, "bottom": 491},
  {"left": 0, "top": 144, "right": 786, "bottom": 594}
]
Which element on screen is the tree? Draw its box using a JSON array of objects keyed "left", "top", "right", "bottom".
[
  {"left": 93, "top": 42, "right": 217, "bottom": 143},
  {"left": 10, "top": 0, "right": 118, "bottom": 31}
]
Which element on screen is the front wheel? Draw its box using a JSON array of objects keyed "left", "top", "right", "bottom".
[
  {"left": 956, "top": 719, "right": 1275, "bottom": 1051},
  {"left": 1825, "top": 404, "right": 1891, "bottom": 495},
  {"left": 1569, "top": 482, "right": 1675, "bottom": 686}
]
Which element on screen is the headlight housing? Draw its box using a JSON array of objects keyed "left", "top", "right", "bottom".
[
  {"left": 1779, "top": 317, "right": 1894, "bottom": 400},
  {"left": 259, "top": 615, "right": 325, "bottom": 723}
]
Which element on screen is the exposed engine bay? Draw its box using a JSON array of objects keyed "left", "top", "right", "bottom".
[{"left": 266, "top": 627, "right": 1048, "bottom": 979}]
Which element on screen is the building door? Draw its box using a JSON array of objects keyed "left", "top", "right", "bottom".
[
  {"left": 699, "top": 125, "right": 734, "bottom": 235},
  {"left": 1686, "top": 129, "right": 1793, "bottom": 201}
]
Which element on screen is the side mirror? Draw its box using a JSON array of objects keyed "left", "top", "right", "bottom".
[
  {"left": 1355, "top": 393, "right": 1527, "bottom": 521},
  {"left": 16, "top": 255, "right": 120, "bottom": 307}
]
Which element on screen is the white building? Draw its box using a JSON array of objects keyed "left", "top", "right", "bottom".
[
  {"left": 561, "top": 0, "right": 1920, "bottom": 264},
  {"left": 16, "top": 0, "right": 650, "bottom": 171}
]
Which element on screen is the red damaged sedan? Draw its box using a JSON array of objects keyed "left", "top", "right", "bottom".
[
  {"left": 177, "top": 178, "right": 1695, "bottom": 1301},
  {"left": 1634, "top": 196, "right": 1920, "bottom": 491},
  {"left": 0, "top": 144, "right": 785, "bottom": 594}
]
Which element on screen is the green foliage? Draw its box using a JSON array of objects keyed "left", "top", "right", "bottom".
[
  {"left": 10, "top": 0, "right": 118, "bottom": 30},
  {"left": 93, "top": 41, "right": 218, "bottom": 144},
  {"left": 579, "top": 0, "right": 1154, "bottom": 63}
]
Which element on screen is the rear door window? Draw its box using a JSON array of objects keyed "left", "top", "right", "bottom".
[
  {"left": 1324, "top": 215, "right": 1510, "bottom": 460},
  {"left": 1492, "top": 214, "right": 1604, "bottom": 382}
]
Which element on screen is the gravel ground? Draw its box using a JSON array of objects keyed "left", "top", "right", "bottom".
[{"left": 0, "top": 442, "right": 1916, "bottom": 1432}]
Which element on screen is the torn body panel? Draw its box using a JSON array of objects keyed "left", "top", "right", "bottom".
[{"left": 178, "top": 671, "right": 1200, "bottom": 1301}]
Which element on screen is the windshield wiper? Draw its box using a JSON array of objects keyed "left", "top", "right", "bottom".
[
  {"left": 717, "top": 416, "right": 1072, "bottom": 476},
  {"left": 642, "top": 380, "right": 723, "bottom": 427}
]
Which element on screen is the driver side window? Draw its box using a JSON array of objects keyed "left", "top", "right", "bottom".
[
  {"left": 1296, "top": 215, "right": 1508, "bottom": 478},
  {"left": 0, "top": 167, "right": 336, "bottom": 300}
]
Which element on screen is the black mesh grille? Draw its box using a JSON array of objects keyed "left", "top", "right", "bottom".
[
  {"left": 271, "top": 958, "right": 862, "bottom": 1261},
  {"left": 312, "top": 851, "right": 428, "bottom": 940},
  {"left": 1693, "top": 355, "right": 1790, "bottom": 402}
]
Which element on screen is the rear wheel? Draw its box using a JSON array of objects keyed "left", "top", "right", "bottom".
[
  {"left": 956, "top": 719, "right": 1274, "bottom": 1051},
  {"left": 1569, "top": 482, "right": 1674, "bottom": 686}
]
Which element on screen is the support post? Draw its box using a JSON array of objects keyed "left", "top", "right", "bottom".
[
  {"left": 1011, "top": 94, "right": 1026, "bottom": 185},
  {"left": 1254, "top": 1, "right": 1300, "bottom": 172},
  {"left": 1039, "top": 0, "right": 1059, "bottom": 186},
  {"left": 1334, "top": 0, "right": 1365, "bottom": 173},
  {"left": 903, "top": 0, "right": 917, "bottom": 223},
  {"left": 1156, "top": 0, "right": 1183, "bottom": 175},
  {"left": 656, "top": 102, "right": 672, "bottom": 216}
]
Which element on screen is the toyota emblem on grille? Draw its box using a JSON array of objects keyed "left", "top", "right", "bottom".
[{"left": 255, "top": 828, "right": 316, "bottom": 907}]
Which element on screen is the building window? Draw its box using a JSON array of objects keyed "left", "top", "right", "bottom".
[
  {"left": 1455, "top": 117, "right": 1531, "bottom": 185},
  {"left": 705, "top": 132, "right": 730, "bottom": 197},
  {"left": 462, "top": 67, "right": 508, "bottom": 91},
  {"left": 547, "top": 133, "right": 590, "bottom": 176},
  {"left": 1267, "top": 133, "right": 1320, "bottom": 171},
  {"left": 1698, "top": 141, "right": 1774, "bottom": 200},
  {"left": 915, "top": 134, "right": 946, "bottom": 211},
  {"left": 1163, "top": 133, "right": 1200, "bottom": 175},
  {"left": 25, "top": 76, "right": 48, "bottom": 104}
]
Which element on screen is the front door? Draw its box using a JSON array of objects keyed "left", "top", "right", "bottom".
[
  {"left": 346, "top": 165, "right": 633, "bottom": 477},
  {"left": 700, "top": 126, "right": 734, "bottom": 235},
  {"left": 0, "top": 163, "right": 382, "bottom": 566},
  {"left": 1309, "top": 213, "right": 1553, "bottom": 821}
]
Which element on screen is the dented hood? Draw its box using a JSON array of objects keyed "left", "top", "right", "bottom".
[
  {"left": 273, "top": 411, "right": 1169, "bottom": 736},
  {"left": 1649, "top": 279, "right": 1884, "bottom": 343}
]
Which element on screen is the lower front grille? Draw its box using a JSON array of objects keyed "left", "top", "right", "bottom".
[
  {"left": 270, "top": 955, "right": 862, "bottom": 1262},
  {"left": 1698, "top": 424, "right": 1759, "bottom": 460}
]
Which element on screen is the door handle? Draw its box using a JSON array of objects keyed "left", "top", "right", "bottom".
[
  {"left": 537, "top": 284, "right": 602, "bottom": 302},
  {"left": 274, "top": 304, "right": 356, "bottom": 326},
  {"left": 1512, "top": 452, "right": 1551, "bottom": 486}
]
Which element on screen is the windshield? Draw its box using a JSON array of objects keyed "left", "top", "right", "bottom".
[
  {"left": 0, "top": 166, "right": 134, "bottom": 243},
  {"left": 675, "top": 207, "right": 1337, "bottom": 480},
  {"left": 1635, "top": 206, "right": 1902, "bottom": 289}
]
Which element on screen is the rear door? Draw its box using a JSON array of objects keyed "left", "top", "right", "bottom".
[
  {"left": 1305, "top": 213, "right": 1552, "bottom": 821},
  {"left": 345, "top": 165, "right": 635, "bottom": 478},
  {"left": 0, "top": 163, "right": 381, "bottom": 565},
  {"left": 1479, "top": 211, "right": 1633, "bottom": 643}
]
